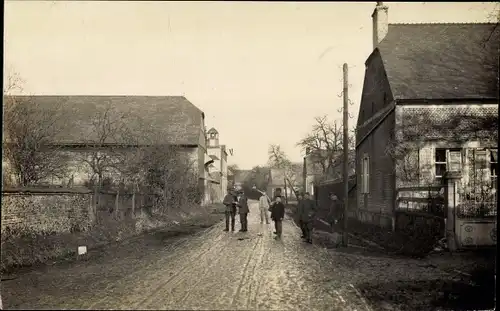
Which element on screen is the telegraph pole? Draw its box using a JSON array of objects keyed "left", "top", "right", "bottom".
[
  {"left": 342, "top": 63, "right": 349, "bottom": 247},
  {"left": 303, "top": 148, "right": 308, "bottom": 194}
]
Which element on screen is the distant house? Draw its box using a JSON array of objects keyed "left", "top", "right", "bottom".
[
  {"left": 206, "top": 127, "right": 229, "bottom": 203},
  {"left": 3, "top": 95, "right": 217, "bottom": 205},
  {"left": 355, "top": 2, "right": 499, "bottom": 228},
  {"left": 267, "top": 163, "right": 303, "bottom": 200}
]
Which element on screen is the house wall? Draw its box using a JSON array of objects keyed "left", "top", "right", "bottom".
[
  {"left": 355, "top": 50, "right": 396, "bottom": 229},
  {"left": 207, "top": 147, "right": 223, "bottom": 202},
  {"left": 220, "top": 150, "right": 228, "bottom": 199},
  {"left": 356, "top": 111, "right": 396, "bottom": 228},
  {"left": 396, "top": 104, "right": 499, "bottom": 189},
  {"left": 305, "top": 175, "right": 316, "bottom": 195},
  {"left": 4, "top": 146, "right": 204, "bottom": 190}
]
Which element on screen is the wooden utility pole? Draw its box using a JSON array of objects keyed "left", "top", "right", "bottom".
[
  {"left": 283, "top": 177, "right": 288, "bottom": 204},
  {"left": 303, "top": 147, "right": 309, "bottom": 195},
  {"left": 342, "top": 63, "right": 349, "bottom": 247},
  {"left": 303, "top": 154, "right": 307, "bottom": 194}
]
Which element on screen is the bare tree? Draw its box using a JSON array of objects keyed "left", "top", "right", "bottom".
[
  {"left": 483, "top": 2, "right": 500, "bottom": 45},
  {"left": 296, "top": 115, "right": 355, "bottom": 181},
  {"left": 268, "top": 144, "right": 300, "bottom": 198},
  {"left": 73, "top": 103, "right": 202, "bottom": 210},
  {"left": 2, "top": 74, "right": 70, "bottom": 187},
  {"left": 131, "top": 144, "right": 200, "bottom": 210},
  {"left": 77, "top": 103, "right": 138, "bottom": 188}
]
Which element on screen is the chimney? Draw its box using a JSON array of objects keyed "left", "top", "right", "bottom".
[{"left": 372, "top": 1, "right": 389, "bottom": 50}]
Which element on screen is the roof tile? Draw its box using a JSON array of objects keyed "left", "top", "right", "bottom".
[
  {"left": 4, "top": 95, "right": 204, "bottom": 145},
  {"left": 378, "top": 23, "right": 499, "bottom": 100}
]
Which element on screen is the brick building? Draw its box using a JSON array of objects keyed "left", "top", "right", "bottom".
[{"left": 355, "top": 2, "right": 499, "bottom": 228}]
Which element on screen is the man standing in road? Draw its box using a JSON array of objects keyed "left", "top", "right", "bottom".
[
  {"left": 270, "top": 195, "right": 285, "bottom": 239},
  {"left": 238, "top": 191, "right": 249, "bottom": 232},
  {"left": 258, "top": 191, "right": 271, "bottom": 224},
  {"left": 301, "top": 192, "right": 317, "bottom": 244},
  {"left": 328, "top": 192, "right": 343, "bottom": 233},
  {"left": 222, "top": 189, "right": 238, "bottom": 232},
  {"left": 296, "top": 193, "right": 307, "bottom": 239}
]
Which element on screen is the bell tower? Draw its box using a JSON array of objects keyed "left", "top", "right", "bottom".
[{"left": 207, "top": 127, "right": 219, "bottom": 148}]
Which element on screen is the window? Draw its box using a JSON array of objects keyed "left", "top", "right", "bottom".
[
  {"left": 490, "top": 149, "right": 498, "bottom": 189},
  {"left": 435, "top": 149, "right": 447, "bottom": 180},
  {"left": 383, "top": 92, "right": 387, "bottom": 104},
  {"left": 210, "top": 133, "right": 216, "bottom": 139},
  {"left": 435, "top": 148, "right": 462, "bottom": 183},
  {"left": 361, "top": 155, "right": 370, "bottom": 194}
]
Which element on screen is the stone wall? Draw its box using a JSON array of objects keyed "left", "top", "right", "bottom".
[
  {"left": 0, "top": 188, "right": 205, "bottom": 272},
  {"left": 1, "top": 191, "right": 93, "bottom": 236}
]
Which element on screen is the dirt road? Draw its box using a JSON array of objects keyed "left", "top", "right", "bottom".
[{"left": 2, "top": 200, "right": 462, "bottom": 310}]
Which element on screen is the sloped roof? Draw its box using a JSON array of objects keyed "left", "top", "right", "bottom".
[
  {"left": 4, "top": 95, "right": 204, "bottom": 145},
  {"left": 378, "top": 23, "right": 499, "bottom": 100},
  {"left": 208, "top": 171, "right": 221, "bottom": 183},
  {"left": 207, "top": 127, "right": 218, "bottom": 134}
]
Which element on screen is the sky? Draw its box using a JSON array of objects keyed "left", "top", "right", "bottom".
[{"left": 4, "top": 1, "right": 497, "bottom": 169}]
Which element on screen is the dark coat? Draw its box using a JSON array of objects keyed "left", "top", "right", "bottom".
[
  {"left": 270, "top": 202, "right": 285, "bottom": 221},
  {"left": 223, "top": 194, "right": 237, "bottom": 212},
  {"left": 328, "top": 200, "right": 343, "bottom": 223},
  {"left": 238, "top": 195, "right": 249, "bottom": 214},
  {"left": 299, "top": 199, "right": 317, "bottom": 222},
  {"left": 297, "top": 199, "right": 304, "bottom": 218}
]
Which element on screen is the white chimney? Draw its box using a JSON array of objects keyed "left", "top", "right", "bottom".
[{"left": 372, "top": 1, "right": 389, "bottom": 50}]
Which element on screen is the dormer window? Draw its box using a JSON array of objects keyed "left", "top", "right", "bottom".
[{"left": 210, "top": 133, "right": 216, "bottom": 139}]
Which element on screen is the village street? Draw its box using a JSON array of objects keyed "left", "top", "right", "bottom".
[{"left": 2, "top": 200, "right": 461, "bottom": 311}]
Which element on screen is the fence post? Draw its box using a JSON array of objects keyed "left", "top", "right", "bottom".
[
  {"left": 94, "top": 185, "right": 99, "bottom": 224},
  {"left": 132, "top": 187, "right": 136, "bottom": 215},
  {"left": 444, "top": 171, "right": 462, "bottom": 251},
  {"left": 115, "top": 189, "right": 120, "bottom": 219},
  {"left": 89, "top": 191, "right": 96, "bottom": 225}
]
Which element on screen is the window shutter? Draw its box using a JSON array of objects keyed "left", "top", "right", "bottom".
[
  {"left": 464, "top": 149, "right": 473, "bottom": 194},
  {"left": 360, "top": 157, "right": 365, "bottom": 193},
  {"left": 366, "top": 157, "right": 370, "bottom": 193},
  {"left": 419, "top": 146, "right": 434, "bottom": 184},
  {"left": 475, "top": 149, "right": 489, "bottom": 189}
]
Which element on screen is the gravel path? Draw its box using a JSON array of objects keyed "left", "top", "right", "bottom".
[{"left": 2, "top": 200, "right": 478, "bottom": 310}]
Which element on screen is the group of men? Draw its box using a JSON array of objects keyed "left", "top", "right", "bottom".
[
  {"left": 222, "top": 189, "right": 249, "bottom": 232},
  {"left": 221, "top": 187, "right": 343, "bottom": 244},
  {"left": 222, "top": 188, "right": 286, "bottom": 239}
]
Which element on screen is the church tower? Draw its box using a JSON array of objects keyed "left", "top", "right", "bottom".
[{"left": 207, "top": 127, "right": 219, "bottom": 148}]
